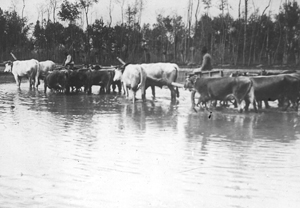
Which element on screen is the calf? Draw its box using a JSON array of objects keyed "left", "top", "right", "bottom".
[{"left": 4, "top": 59, "right": 40, "bottom": 89}]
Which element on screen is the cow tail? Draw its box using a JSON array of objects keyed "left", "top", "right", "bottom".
[
  {"left": 137, "top": 67, "right": 145, "bottom": 91},
  {"left": 35, "top": 60, "right": 40, "bottom": 87}
]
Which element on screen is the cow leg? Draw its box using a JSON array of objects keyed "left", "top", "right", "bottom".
[
  {"left": 233, "top": 95, "right": 243, "bottom": 113},
  {"left": 264, "top": 100, "right": 270, "bottom": 109},
  {"left": 118, "top": 82, "right": 122, "bottom": 94},
  {"left": 169, "top": 86, "right": 176, "bottom": 101},
  {"left": 132, "top": 90, "right": 136, "bottom": 103},
  {"left": 106, "top": 82, "right": 111, "bottom": 94},
  {"left": 257, "top": 100, "right": 262, "bottom": 109},
  {"left": 282, "top": 97, "right": 290, "bottom": 111},
  {"left": 176, "top": 87, "right": 179, "bottom": 98},
  {"left": 122, "top": 82, "right": 126, "bottom": 95},
  {"left": 14, "top": 75, "right": 21, "bottom": 88},
  {"left": 151, "top": 85, "right": 156, "bottom": 99},
  {"left": 112, "top": 83, "right": 116, "bottom": 92},
  {"left": 190, "top": 91, "right": 196, "bottom": 107},
  {"left": 141, "top": 85, "right": 146, "bottom": 101},
  {"left": 44, "top": 79, "right": 47, "bottom": 93},
  {"left": 236, "top": 101, "right": 243, "bottom": 113},
  {"left": 29, "top": 77, "right": 33, "bottom": 90},
  {"left": 213, "top": 100, "right": 217, "bottom": 107},
  {"left": 35, "top": 71, "right": 40, "bottom": 89}
]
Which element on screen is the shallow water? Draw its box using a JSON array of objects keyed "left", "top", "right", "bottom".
[{"left": 0, "top": 78, "right": 300, "bottom": 208}]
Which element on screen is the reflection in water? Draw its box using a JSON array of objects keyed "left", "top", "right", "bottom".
[{"left": 0, "top": 82, "right": 300, "bottom": 208}]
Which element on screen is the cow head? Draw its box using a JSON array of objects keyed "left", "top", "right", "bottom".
[
  {"left": 184, "top": 75, "right": 198, "bottom": 89},
  {"left": 4, "top": 61, "right": 13, "bottom": 72},
  {"left": 113, "top": 68, "right": 123, "bottom": 81}
]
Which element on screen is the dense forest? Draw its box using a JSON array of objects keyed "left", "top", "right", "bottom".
[{"left": 0, "top": 0, "right": 300, "bottom": 67}]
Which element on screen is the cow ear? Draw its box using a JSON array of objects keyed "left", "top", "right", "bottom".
[{"left": 4, "top": 60, "right": 12, "bottom": 65}]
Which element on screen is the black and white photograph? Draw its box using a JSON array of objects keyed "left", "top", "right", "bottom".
[{"left": 0, "top": 0, "right": 300, "bottom": 207}]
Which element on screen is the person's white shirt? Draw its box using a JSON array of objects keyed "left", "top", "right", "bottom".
[{"left": 64, "top": 54, "right": 74, "bottom": 66}]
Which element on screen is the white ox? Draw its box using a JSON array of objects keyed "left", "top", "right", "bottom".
[
  {"left": 140, "top": 62, "right": 179, "bottom": 101},
  {"left": 39, "top": 60, "right": 56, "bottom": 78},
  {"left": 113, "top": 64, "right": 147, "bottom": 103},
  {"left": 4, "top": 59, "right": 40, "bottom": 89}
]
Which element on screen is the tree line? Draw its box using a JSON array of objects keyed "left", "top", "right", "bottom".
[{"left": 0, "top": 0, "right": 300, "bottom": 67}]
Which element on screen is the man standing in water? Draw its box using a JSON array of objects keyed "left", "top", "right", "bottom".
[{"left": 193, "top": 46, "right": 213, "bottom": 74}]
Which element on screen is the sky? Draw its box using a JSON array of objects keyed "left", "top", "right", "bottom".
[{"left": 1, "top": 0, "right": 284, "bottom": 27}]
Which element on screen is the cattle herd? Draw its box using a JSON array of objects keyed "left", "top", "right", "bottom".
[{"left": 3, "top": 58, "right": 300, "bottom": 113}]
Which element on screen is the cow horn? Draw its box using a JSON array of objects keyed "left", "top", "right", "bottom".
[{"left": 116, "top": 57, "right": 126, "bottom": 65}]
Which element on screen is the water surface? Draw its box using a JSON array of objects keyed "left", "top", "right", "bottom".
[{"left": 0, "top": 79, "right": 300, "bottom": 208}]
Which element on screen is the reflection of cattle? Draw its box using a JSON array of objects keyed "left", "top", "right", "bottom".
[
  {"left": 44, "top": 70, "right": 69, "bottom": 93},
  {"left": 4, "top": 59, "right": 40, "bottom": 89},
  {"left": 87, "top": 70, "right": 112, "bottom": 94},
  {"left": 184, "top": 76, "right": 256, "bottom": 112},
  {"left": 67, "top": 69, "right": 90, "bottom": 93},
  {"left": 141, "top": 63, "right": 179, "bottom": 101},
  {"left": 251, "top": 74, "right": 300, "bottom": 110},
  {"left": 113, "top": 64, "right": 147, "bottom": 103},
  {"left": 39, "top": 60, "right": 56, "bottom": 81}
]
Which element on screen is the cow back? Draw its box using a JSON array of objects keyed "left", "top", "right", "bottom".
[
  {"left": 142, "top": 63, "right": 178, "bottom": 82},
  {"left": 193, "top": 76, "right": 252, "bottom": 101},
  {"left": 12, "top": 59, "right": 39, "bottom": 77}
]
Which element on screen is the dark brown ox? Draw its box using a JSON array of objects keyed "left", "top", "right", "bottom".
[
  {"left": 141, "top": 63, "right": 179, "bottom": 101},
  {"left": 251, "top": 74, "right": 300, "bottom": 111},
  {"left": 66, "top": 68, "right": 90, "bottom": 93},
  {"left": 44, "top": 70, "right": 69, "bottom": 94},
  {"left": 184, "top": 76, "right": 256, "bottom": 112},
  {"left": 86, "top": 70, "right": 112, "bottom": 94}
]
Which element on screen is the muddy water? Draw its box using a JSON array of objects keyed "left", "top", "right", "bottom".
[{"left": 0, "top": 78, "right": 300, "bottom": 208}]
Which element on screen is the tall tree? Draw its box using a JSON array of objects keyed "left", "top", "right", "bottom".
[
  {"left": 78, "top": 0, "right": 99, "bottom": 28},
  {"left": 243, "top": 0, "right": 248, "bottom": 65},
  {"left": 58, "top": 0, "right": 80, "bottom": 24}
]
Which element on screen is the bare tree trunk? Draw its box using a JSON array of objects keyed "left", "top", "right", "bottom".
[
  {"left": 121, "top": 0, "right": 125, "bottom": 24},
  {"left": 109, "top": 0, "right": 113, "bottom": 27},
  {"left": 22, "top": 0, "right": 25, "bottom": 20},
  {"left": 248, "top": 22, "right": 256, "bottom": 66},
  {"left": 283, "top": 31, "right": 288, "bottom": 64},
  {"left": 243, "top": 0, "right": 248, "bottom": 65},
  {"left": 187, "top": 0, "right": 193, "bottom": 63},
  {"left": 259, "top": 34, "right": 266, "bottom": 63},
  {"left": 138, "top": 0, "right": 144, "bottom": 25},
  {"left": 195, "top": 0, "right": 200, "bottom": 26},
  {"left": 233, "top": 0, "right": 242, "bottom": 65}
]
